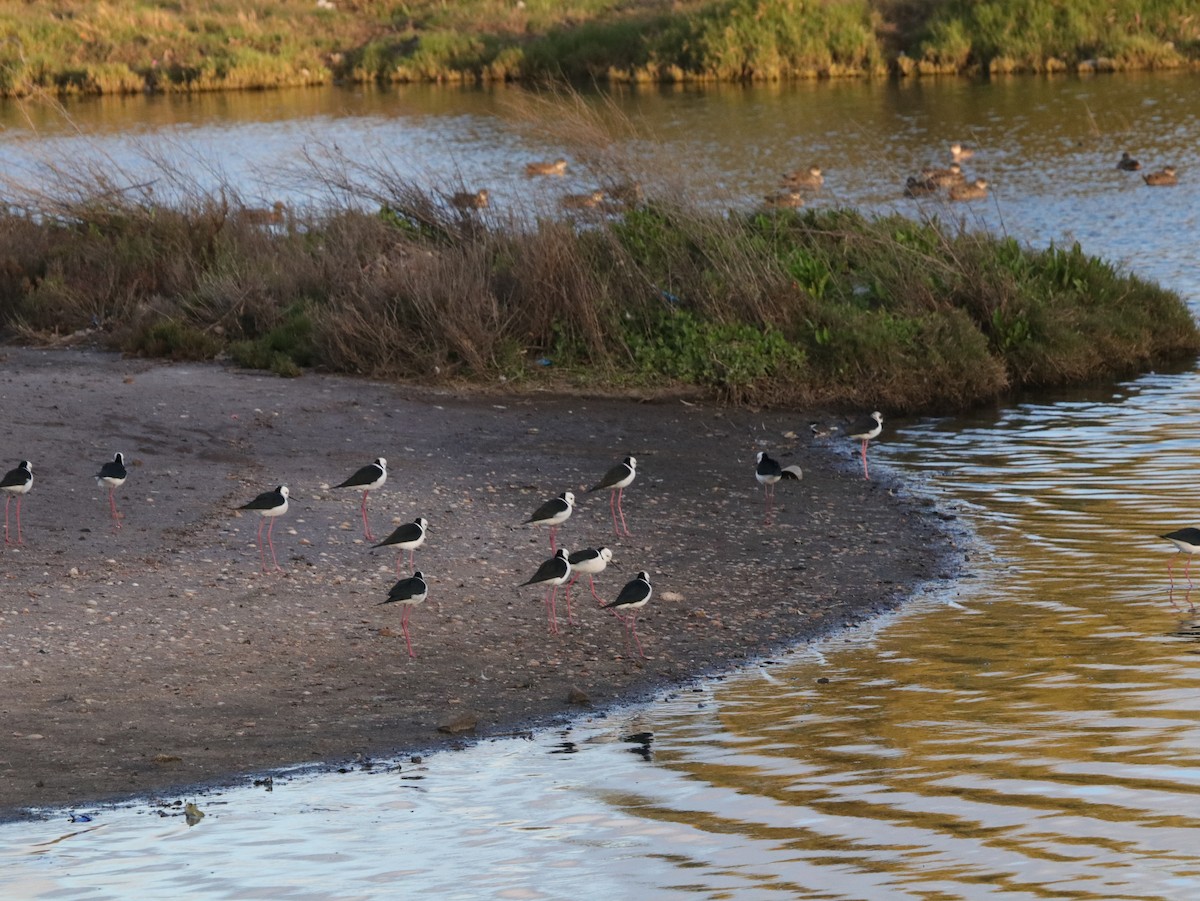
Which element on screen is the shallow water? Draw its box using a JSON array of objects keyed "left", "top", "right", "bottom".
[
  {"left": 3, "top": 76, "right": 1200, "bottom": 898},
  {"left": 1, "top": 73, "right": 1197, "bottom": 286},
  {"left": 8, "top": 391, "right": 1200, "bottom": 900}
]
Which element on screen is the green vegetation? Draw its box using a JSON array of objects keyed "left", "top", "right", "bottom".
[
  {"left": 0, "top": 0, "right": 1197, "bottom": 96},
  {"left": 913, "top": 0, "right": 1200, "bottom": 75},
  {"left": 0, "top": 159, "right": 1193, "bottom": 413},
  {"left": 227, "top": 302, "right": 317, "bottom": 378}
]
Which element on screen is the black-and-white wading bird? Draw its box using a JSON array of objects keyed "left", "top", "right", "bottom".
[
  {"left": 238, "top": 485, "right": 290, "bottom": 573},
  {"left": 525, "top": 491, "right": 574, "bottom": 553},
  {"left": 567, "top": 546, "right": 613, "bottom": 612},
  {"left": 604, "top": 571, "right": 653, "bottom": 659},
  {"left": 588, "top": 456, "right": 636, "bottom": 536},
  {"left": 335, "top": 457, "right": 387, "bottom": 541},
  {"left": 373, "top": 517, "right": 427, "bottom": 575},
  {"left": 755, "top": 451, "right": 802, "bottom": 522},
  {"left": 1, "top": 460, "right": 33, "bottom": 546},
  {"left": 521, "top": 548, "right": 572, "bottom": 634},
  {"left": 96, "top": 452, "right": 128, "bottom": 530},
  {"left": 848, "top": 411, "right": 883, "bottom": 480},
  {"left": 377, "top": 570, "right": 429, "bottom": 658},
  {"left": 1162, "top": 527, "right": 1200, "bottom": 606}
]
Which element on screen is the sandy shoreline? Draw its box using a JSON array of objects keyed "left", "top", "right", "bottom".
[{"left": 0, "top": 347, "right": 959, "bottom": 820}]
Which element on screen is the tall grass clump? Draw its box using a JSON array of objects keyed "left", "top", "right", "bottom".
[
  {"left": 0, "top": 126, "right": 1194, "bottom": 413},
  {"left": 669, "top": 0, "right": 886, "bottom": 80}
]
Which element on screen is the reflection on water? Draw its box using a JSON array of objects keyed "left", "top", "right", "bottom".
[{"left": 3, "top": 77, "right": 1200, "bottom": 898}]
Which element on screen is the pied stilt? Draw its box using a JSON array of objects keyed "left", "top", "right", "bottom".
[
  {"left": 604, "top": 571, "right": 653, "bottom": 659},
  {"left": 238, "top": 485, "right": 289, "bottom": 572},
  {"left": 521, "top": 549, "right": 572, "bottom": 634},
  {"left": 1, "top": 460, "right": 32, "bottom": 546},
  {"left": 848, "top": 411, "right": 883, "bottom": 480},
  {"left": 335, "top": 457, "right": 387, "bottom": 541},
  {"left": 1162, "top": 528, "right": 1200, "bottom": 605},
  {"left": 373, "top": 517, "right": 428, "bottom": 574},
  {"left": 755, "top": 451, "right": 802, "bottom": 522},
  {"left": 588, "top": 457, "right": 636, "bottom": 536},
  {"left": 525, "top": 491, "right": 574, "bottom": 552},
  {"left": 96, "top": 452, "right": 128, "bottom": 530},
  {"left": 377, "top": 570, "right": 428, "bottom": 658},
  {"left": 566, "top": 546, "right": 613, "bottom": 618}
]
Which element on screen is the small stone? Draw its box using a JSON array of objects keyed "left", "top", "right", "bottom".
[
  {"left": 567, "top": 687, "right": 591, "bottom": 706},
  {"left": 184, "top": 802, "right": 205, "bottom": 826},
  {"left": 437, "top": 712, "right": 479, "bottom": 734}
]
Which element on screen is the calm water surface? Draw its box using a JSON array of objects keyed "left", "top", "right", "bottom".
[
  {"left": 3, "top": 72, "right": 1198, "bottom": 282},
  {"left": 2, "top": 76, "right": 1200, "bottom": 898}
]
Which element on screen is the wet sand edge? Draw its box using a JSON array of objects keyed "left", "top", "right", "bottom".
[{"left": 0, "top": 347, "right": 964, "bottom": 820}]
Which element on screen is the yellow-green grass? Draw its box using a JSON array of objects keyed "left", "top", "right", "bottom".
[{"left": 1, "top": 0, "right": 1198, "bottom": 96}]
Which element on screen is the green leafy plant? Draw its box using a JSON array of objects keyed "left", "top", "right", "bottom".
[
  {"left": 624, "top": 307, "right": 805, "bottom": 400},
  {"left": 127, "top": 320, "right": 223, "bottom": 361},
  {"left": 228, "top": 302, "right": 316, "bottom": 377}
]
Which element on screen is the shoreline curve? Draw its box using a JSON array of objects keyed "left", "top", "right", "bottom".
[{"left": 0, "top": 346, "right": 960, "bottom": 820}]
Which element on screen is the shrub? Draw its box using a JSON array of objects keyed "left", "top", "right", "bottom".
[
  {"left": 126, "top": 320, "right": 223, "bottom": 361},
  {"left": 0, "top": 148, "right": 1193, "bottom": 414}
]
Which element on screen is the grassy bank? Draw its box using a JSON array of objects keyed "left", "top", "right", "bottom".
[
  {"left": 0, "top": 0, "right": 1198, "bottom": 97},
  {"left": 0, "top": 158, "right": 1194, "bottom": 414}
]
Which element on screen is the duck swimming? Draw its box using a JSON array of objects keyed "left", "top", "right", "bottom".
[
  {"left": 1143, "top": 166, "right": 1177, "bottom": 186},
  {"left": 950, "top": 142, "right": 975, "bottom": 162},
  {"left": 561, "top": 189, "right": 606, "bottom": 209},
  {"left": 780, "top": 165, "right": 824, "bottom": 188},
  {"left": 525, "top": 158, "right": 568, "bottom": 176},
  {"left": 450, "top": 189, "right": 490, "bottom": 209},
  {"left": 949, "top": 178, "right": 989, "bottom": 201},
  {"left": 762, "top": 189, "right": 805, "bottom": 209}
]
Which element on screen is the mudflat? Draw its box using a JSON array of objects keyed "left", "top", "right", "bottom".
[{"left": 0, "top": 347, "right": 955, "bottom": 819}]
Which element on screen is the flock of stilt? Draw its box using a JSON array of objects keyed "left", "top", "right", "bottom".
[
  {"left": 518, "top": 455, "right": 649, "bottom": 657},
  {"left": 0, "top": 410, "right": 887, "bottom": 661}
]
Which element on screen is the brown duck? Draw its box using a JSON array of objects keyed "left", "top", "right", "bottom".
[
  {"left": 923, "top": 163, "right": 966, "bottom": 187},
  {"left": 450, "top": 189, "right": 490, "bottom": 209},
  {"left": 1143, "top": 166, "right": 1177, "bottom": 186},
  {"left": 950, "top": 142, "right": 975, "bottom": 162},
  {"left": 780, "top": 165, "right": 824, "bottom": 188},
  {"left": 949, "top": 178, "right": 989, "bottom": 201},
  {"left": 762, "top": 189, "right": 805, "bottom": 209},
  {"left": 561, "top": 190, "right": 606, "bottom": 209},
  {"left": 524, "top": 158, "right": 568, "bottom": 177}
]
